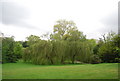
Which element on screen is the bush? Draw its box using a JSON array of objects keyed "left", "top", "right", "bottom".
[
  {"left": 115, "top": 58, "right": 120, "bottom": 63},
  {"left": 90, "top": 55, "right": 101, "bottom": 64}
]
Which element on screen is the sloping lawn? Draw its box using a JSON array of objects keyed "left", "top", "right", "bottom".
[{"left": 2, "top": 62, "right": 118, "bottom": 79}]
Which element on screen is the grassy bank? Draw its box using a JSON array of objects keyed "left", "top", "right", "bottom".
[{"left": 2, "top": 62, "right": 118, "bottom": 79}]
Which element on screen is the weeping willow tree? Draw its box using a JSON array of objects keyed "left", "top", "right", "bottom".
[
  {"left": 23, "top": 40, "right": 68, "bottom": 65},
  {"left": 76, "top": 41, "right": 94, "bottom": 63},
  {"left": 22, "top": 20, "right": 97, "bottom": 65},
  {"left": 67, "top": 41, "right": 78, "bottom": 64},
  {"left": 22, "top": 47, "right": 32, "bottom": 62},
  {"left": 23, "top": 39, "right": 95, "bottom": 65},
  {"left": 31, "top": 40, "right": 53, "bottom": 65},
  {"left": 52, "top": 40, "right": 68, "bottom": 64},
  {"left": 23, "top": 35, "right": 41, "bottom": 63}
]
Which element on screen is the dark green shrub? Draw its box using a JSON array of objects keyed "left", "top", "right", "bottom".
[{"left": 90, "top": 55, "right": 101, "bottom": 64}]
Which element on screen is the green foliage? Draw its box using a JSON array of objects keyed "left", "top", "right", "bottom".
[
  {"left": 23, "top": 38, "right": 95, "bottom": 65},
  {"left": 51, "top": 40, "right": 67, "bottom": 64},
  {"left": 51, "top": 19, "right": 86, "bottom": 41},
  {"left": 14, "top": 42, "right": 23, "bottom": 59},
  {"left": 22, "top": 20, "right": 96, "bottom": 65},
  {"left": 2, "top": 36, "right": 23, "bottom": 63},
  {"left": 90, "top": 55, "right": 101, "bottom": 64},
  {"left": 2, "top": 20, "right": 119, "bottom": 65},
  {"left": 77, "top": 41, "right": 94, "bottom": 63},
  {"left": 22, "top": 41, "right": 29, "bottom": 48},
  {"left": 22, "top": 47, "right": 32, "bottom": 62},
  {"left": 98, "top": 32, "right": 120, "bottom": 63},
  {"left": 31, "top": 40, "right": 53, "bottom": 65},
  {"left": 2, "top": 37, "right": 15, "bottom": 63},
  {"left": 26, "top": 35, "right": 40, "bottom": 46}
]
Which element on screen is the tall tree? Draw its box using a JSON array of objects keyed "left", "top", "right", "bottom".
[
  {"left": 26, "top": 35, "right": 40, "bottom": 46},
  {"left": 14, "top": 42, "right": 23, "bottom": 59},
  {"left": 98, "top": 32, "right": 120, "bottom": 63},
  {"left": 50, "top": 19, "right": 86, "bottom": 41},
  {"left": 2, "top": 36, "right": 17, "bottom": 63}
]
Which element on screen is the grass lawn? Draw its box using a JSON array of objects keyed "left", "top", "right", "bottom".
[{"left": 2, "top": 62, "right": 118, "bottom": 79}]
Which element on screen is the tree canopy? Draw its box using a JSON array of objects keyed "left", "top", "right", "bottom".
[{"left": 2, "top": 20, "right": 120, "bottom": 64}]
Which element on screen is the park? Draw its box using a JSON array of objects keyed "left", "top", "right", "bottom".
[{"left": 1, "top": 20, "right": 119, "bottom": 79}]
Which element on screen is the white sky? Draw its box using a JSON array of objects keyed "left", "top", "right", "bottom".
[{"left": 0, "top": 0, "right": 119, "bottom": 41}]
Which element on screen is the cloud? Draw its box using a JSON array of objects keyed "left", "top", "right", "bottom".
[
  {"left": 0, "top": 2, "right": 37, "bottom": 29},
  {"left": 118, "top": 1, "right": 120, "bottom": 34},
  {"left": 100, "top": 10, "right": 118, "bottom": 33}
]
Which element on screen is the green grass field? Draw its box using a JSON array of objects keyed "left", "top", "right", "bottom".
[{"left": 2, "top": 62, "right": 118, "bottom": 79}]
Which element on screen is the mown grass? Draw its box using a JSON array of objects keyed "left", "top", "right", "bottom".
[{"left": 2, "top": 62, "right": 118, "bottom": 79}]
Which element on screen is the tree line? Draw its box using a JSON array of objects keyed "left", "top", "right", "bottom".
[{"left": 1, "top": 20, "right": 120, "bottom": 64}]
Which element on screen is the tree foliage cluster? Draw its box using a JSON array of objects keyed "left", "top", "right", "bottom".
[
  {"left": 95, "top": 32, "right": 120, "bottom": 63},
  {"left": 2, "top": 36, "right": 23, "bottom": 63},
  {"left": 22, "top": 20, "right": 100, "bottom": 65},
  {"left": 2, "top": 19, "right": 120, "bottom": 64},
  {"left": 23, "top": 37, "right": 97, "bottom": 65}
]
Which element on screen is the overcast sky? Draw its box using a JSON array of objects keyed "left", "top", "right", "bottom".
[{"left": 0, "top": 0, "right": 119, "bottom": 41}]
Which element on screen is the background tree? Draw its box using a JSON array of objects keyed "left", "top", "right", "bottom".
[
  {"left": 98, "top": 32, "right": 120, "bottom": 63},
  {"left": 50, "top": 19, "right": 86, "bottom": 41},
  {"left": 22, "top": 20, "right": 120, "bottom": 65},
  {"left": 26, "top": 35, "right": 40, "bottom": 46},
  {"left": 22, "top": 20, "right": 98, "bottom": 65},
  {"left": 13, "top": 42, "right": 23, "bottom": 59},
  {"left": 22, "top": 41, "right": 29, "bottom": 48},
  {"left": 2, "top": 36, "right": 17, "bottom": 63},
  {"left": 23, "top": 35, "right": 41, "bottom": 63},
  {"left": 50, "top": 19, "right": 87, "bottom": 64},
  {"left": 93, "top": 38, "right": 104, "bottom": 55}
]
